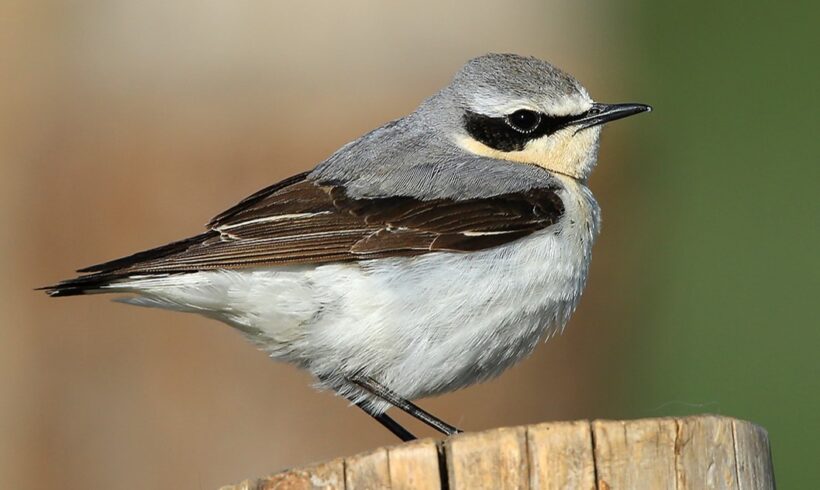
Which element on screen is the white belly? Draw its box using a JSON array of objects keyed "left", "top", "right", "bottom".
[{"left": 124, "top": 179, "right": 600, "bottom": 402}]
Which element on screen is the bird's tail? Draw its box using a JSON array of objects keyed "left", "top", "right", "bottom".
[
  {"left": 39, "top": 272, "right": 137, "bottom": 297},
  {"left": 40, "top": 232, "right": 215, "bottom": 297}
]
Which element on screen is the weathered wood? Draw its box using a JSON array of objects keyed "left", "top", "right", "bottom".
[
  {"left": 592, "top": 418, "right": 678, "bottom": 489},
  {"left": 220, "top": 415, "right": 774, "bottom": 490},
  {"left": 386, "top": 439, "right": 442, "bottom": 490},
  {"left": 224, "top": 458, "right": 345, "bottom": 490},
  {"left": 345, "top": 447, "right": 390, "bottom": 490},
  {"left": 675, "top": 415, "right": 739, "bottom": 489},
  {"left": 527, "top": 420, "right": 596, "bottom": 490},
  {"left": 446, "top": 426, "right": 528, "bottom": 489},
  {"left": 733, "top": 419, "right": 776, "bottom": 490}
]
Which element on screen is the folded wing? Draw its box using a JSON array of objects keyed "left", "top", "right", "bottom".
[{"left": 44, "top": 172, "right": 564, "bottom": 295}]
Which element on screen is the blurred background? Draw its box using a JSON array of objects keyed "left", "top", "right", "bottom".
[{"left": 1, "top": 1, "right": 816, "bottom": 488}]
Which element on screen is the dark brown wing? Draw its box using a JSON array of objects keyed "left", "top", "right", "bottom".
[{"left": 45, "top": 173, "right": 564, "bottom": 295}]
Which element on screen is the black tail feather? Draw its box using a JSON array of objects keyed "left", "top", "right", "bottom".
[
  {"left": 38, "top": 272, "right": 126, "bottom": 297},
  {"left": 41, "top": 231, "right": 217, "bottom": 297}
]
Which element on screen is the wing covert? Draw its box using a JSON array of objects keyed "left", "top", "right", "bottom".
[{"left": 51, "top": 172, "right": 565, "bottom": 291}]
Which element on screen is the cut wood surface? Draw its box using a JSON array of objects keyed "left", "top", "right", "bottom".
[{"left": 220, "top": 415, "right": 774, "bottom": 490}]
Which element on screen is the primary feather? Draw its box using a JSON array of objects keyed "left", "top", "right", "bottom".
[{"left": 44, "top": 172, "right": 564, "bottom": 296}]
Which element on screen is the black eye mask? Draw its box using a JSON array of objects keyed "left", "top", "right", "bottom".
[{"left": 463, "top": 110, "right": 577, "bottom": 152}]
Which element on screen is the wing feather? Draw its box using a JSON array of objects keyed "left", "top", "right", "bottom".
[{"left": 44, "top": 172, "right": 565, "bottom": 295}]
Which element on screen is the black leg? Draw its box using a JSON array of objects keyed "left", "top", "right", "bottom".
[
  {"left": 351, "top": 377, "right": 462, "bottom": 436},
  {"left": 355, "top": 401, "right": 417, "bottom": 442}
]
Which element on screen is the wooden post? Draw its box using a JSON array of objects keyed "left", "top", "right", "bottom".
[{"left": 220, "top": 415, "right": 775, "bottom": 490}]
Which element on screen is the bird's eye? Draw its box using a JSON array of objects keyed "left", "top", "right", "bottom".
[{"left": 505, "top": 109, "right": 542, "bottom": 134}]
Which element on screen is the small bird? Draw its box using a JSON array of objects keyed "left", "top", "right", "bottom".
[{"left": 43, "top": 54, "right": 650, "bottom": 441}]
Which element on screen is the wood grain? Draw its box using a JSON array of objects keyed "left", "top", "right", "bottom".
[
  {"left": 221, "top": 458, "right": 345, "bottom": 490},
  {"left": 220, "top": 416, "right": 774, "bottom": 490},
  {"left": 387, "top": 439, "right": 442, "bottom": 490},
  {"left": 527, "top": 420, "right": 595, "bottom": 490},
  {"left": 592, "top": 418, "right": 678, "bottom": 490},
  {"left": 345, "top": 448, "right": 390, "bottom": 490},
  {"left": 733, "top": 419, "right": 776, "bottom": 490},
  {"left": 675, "top": 415, "right": 738, "bottom": 489},
  {"left": 446, "top": 426, "right": 528, "bottom": 490}
]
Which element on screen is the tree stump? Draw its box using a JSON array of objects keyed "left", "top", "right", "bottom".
[{"left": 220, "top": 415, "right": 775, "bottom": 490}]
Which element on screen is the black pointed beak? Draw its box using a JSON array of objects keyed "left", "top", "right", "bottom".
[{"left": 569, "top": 103, "right": 652, "bottom": 133}]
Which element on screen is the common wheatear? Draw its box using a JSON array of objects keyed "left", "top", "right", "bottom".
[{"left": 44, "top": 54, "right": 650, "bottom": 441}]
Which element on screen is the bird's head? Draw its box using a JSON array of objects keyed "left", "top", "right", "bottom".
[{"left": 432, "top": 53, "right": 650, "bottom": 181}]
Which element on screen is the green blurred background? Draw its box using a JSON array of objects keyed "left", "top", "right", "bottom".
[
  {"left": 1, "top": 1, "right": 816, "bottom": 488},
  {"left": 621, "top": 2, "right": 819, "bottom": 488}
]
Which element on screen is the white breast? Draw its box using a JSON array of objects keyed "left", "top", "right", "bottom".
[{"left": 124, "top": 178, "right": 601, "bottom": 402}]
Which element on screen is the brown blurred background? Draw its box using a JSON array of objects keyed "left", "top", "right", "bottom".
[{"left": 2, "top": 2, "right": 816, "bottom": 489}]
